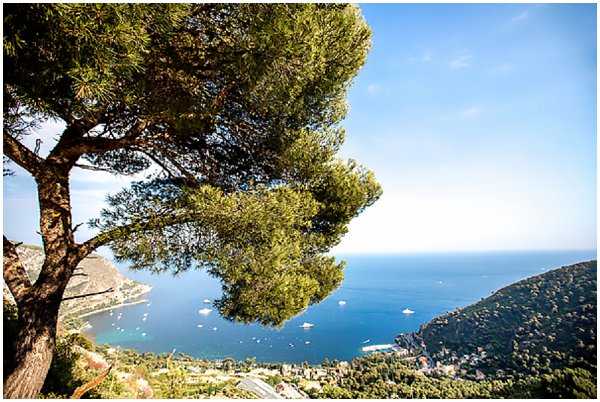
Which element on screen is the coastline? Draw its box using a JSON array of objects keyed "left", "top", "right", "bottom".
[
  {"left": 61, "top": 284, "right": 153, "bottom": 333},
  {"left": 77, "top": 296, "right": 151, "bottom": 319}
]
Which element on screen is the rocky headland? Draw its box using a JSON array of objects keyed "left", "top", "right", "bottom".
[{"left": 3, "top": 244, "right": 151, "bottom": 326}]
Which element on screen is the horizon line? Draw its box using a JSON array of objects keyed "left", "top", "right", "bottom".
[{"left": 332, "top": 248, "right": 597, "bottom": 256}]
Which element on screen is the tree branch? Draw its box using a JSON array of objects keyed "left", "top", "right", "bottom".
[
  {"left": 77, "top": 213, "right": 197, "bottom": 259},
  {"left": 3, "top": 132, "right": 44, "bottom": 178},
  {"left": 138, "top": 150, "right": 177, "bottom": 179},
  {"left": 62, "top": 287, "right": 114, "bottom": 302},
  {"left": 71, "top": 365, "right": 112, "bottom": 399},
  {"left": 3, "top": 236, "right": 33, "bottom": 305},
  {"left": 47, "top": 119, "right": 151, "bottom": 168},
  {"left": 73, "top": 163, "right": 121, "bottom": 174}
]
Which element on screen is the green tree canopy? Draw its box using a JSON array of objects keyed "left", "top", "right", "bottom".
[{"left": 4, "top": 3, "right": 380, "bottom": 329}]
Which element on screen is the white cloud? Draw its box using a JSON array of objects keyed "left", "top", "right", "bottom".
[
  {"left": 490, "top": 63, "right": 514, "bottom": 75},
  {"left": 409, "top": 50, "right": 433, "bottom": 64},
  {"left": 367, "top": 84, "right": 382, "bottom": 95},
  {"left": 511, "top": 11, "right": 529, "bottom": 23},
  {"left": 460, "top": 106, "right": 482, "bottom": 119},
  {"left": 449, "top": 54, "right": 472, "bottom": 69}
]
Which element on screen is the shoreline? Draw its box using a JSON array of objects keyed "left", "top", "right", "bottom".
[
  {"left": 61, "top": 284, "right": 153, "bottom": 327},
  {"left": 77, "top": 296, "right": 151, "bottom": 319}
]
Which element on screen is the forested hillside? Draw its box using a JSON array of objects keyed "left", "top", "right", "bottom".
[
  {"left": 316, "top": 352, "right": 596, "bottom": 399},
  {"left": 418, "top": 260, "right": 597, "bottom": 378}
]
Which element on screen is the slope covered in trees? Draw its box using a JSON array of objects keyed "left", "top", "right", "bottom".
[
  {"left": 417, "top": 261, "right": 597, "bottom": 378},
  {"left": 316, "top": 352, "right": 596, "bottom": 399}
]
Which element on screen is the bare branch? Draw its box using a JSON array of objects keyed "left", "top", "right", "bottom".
[
  {"left": 71, "top": 365, "right": 112, "bottom": 399},
  {"left": 47, "top": 119, "right": 151, "bottom": 168},
  {"left": 62, "top": 287, "right": 114, "bottom": 302},
  {"left": 3, "top": 236, "right": 32, "bottom": 305},
  {"left": 34, "top": 139, "right": 42, "bottom": 155},
  {"left": 138, "top": 150, "right": 177, "bottom": 178},
  {"left": 3, "top": 132, "right": 44, "bottom": 178},
  {"left": 72, "top": 223, "right": 85, "bottom": 233},
  {"left": 73, "top": 163, "right": 121, "bottom": 174}
]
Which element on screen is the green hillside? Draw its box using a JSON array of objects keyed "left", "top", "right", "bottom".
[
  {"left": 316, "top": 351, "right": 596, "bottom": 399},
  {"left": 417, "top": 260, "right": 597, "bottom": 378}
]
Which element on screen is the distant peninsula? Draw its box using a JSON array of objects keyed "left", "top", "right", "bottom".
[
  {"left": 3, "top": 244, "right": 151, "bottom": 329},
  {"left": 412, "top": 260, "right": 597, "bottom": 379}
]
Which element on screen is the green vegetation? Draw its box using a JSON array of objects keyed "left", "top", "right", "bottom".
[
  {"left": 418, "top": 261, "right": 597, "bottom": 378},
  {"left": 4, "top": 4, "right": 380, "bottom": 396},
  {"left": 5, "top": 258, "right": 597, "bottom": 400},
  {"left": 312, "top": 352, "right": 596, "bottom": 399}
]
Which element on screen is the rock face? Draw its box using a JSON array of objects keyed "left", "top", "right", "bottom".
[{"left": 5, "top": 245, "right": 151, "bottom": 320}]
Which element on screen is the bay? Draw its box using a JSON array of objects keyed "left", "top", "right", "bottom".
[{"left": 84, "top": 250, "right": 595, "bottom": 364}]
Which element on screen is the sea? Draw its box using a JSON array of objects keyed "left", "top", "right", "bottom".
[{"left": 84, "top": 250, "right": 596, "bottom": 364}]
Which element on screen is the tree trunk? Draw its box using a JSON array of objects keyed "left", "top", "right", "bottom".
[
  {"left": 3, "top": 299, "right": 60, "bottom": 399},
  {"left": 4, "top": 170, "right": 79, "bottom": 398}
]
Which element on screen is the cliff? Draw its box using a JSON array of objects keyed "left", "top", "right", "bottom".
[{"left": 4, "top": 244, "right": 151, "bottom": 322}]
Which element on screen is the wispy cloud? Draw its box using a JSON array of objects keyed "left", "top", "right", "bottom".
[
  {"left": 460, "top": 106, "right": 482, "bottom": 119},
  {"left": 367, "top": 84, "right": 382, "bottom": 95},
  {"left": 449, "top": 54, "right": 472, "bottom": 69},
  {"left": 409, "top": 50, "right": 433, "bottom": 64},
  {"left": 490, "top": 63, "right": 514, "bottom": 75},
  {"left": 511, "top": 11, "right": 529, "bottom": 23}
]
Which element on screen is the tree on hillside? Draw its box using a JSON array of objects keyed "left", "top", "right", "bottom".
[{"left": 3, "top": 3, "right": 381, "bottom": 398}]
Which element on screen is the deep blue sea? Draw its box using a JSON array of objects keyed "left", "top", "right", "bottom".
[{"left": 84, "top": 251, "right": 595, "bottom": 364}]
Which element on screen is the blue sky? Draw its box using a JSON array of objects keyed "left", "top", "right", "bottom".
[
  {"left": 336, "top": 3, "right": 596, "bottom": 253},
  {"left": 3, "top": 3, "right": 597, "bottom": 255}
]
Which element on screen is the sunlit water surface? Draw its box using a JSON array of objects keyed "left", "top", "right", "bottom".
[{"left": 84, "top": 250, "right": 595, "bottom": 363}]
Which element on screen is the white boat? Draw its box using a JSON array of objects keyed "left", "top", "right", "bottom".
[
  {"left": 338, "top": 300, "right": 347, "bottom": 306},
  {"left": 212, "top": 327, "right": 218, "bottom": 331},
  {"left": 203, "top": 299, "right": 211, "bottom": 303},
  {"left": 136, "top": 327, "right": 140, "bottom": 330},
  {"left": 305, "top": 341, "right": 311, "bottom": 345},
  {"left": 198, "top": 308, "right": 212, "bottom": 315},
  {"left": 362, "top": 344, "right": 394, "bottom": 352},
  {"left": 142, "top": 317, "right": 147, "bottom": 321},
  {"left": 300, "top": 322, "right": 314, "bottom": 329},
  {"left": 197, "top": 324, "right": 203, "bottom": 328},
  {"left": 402, "top": 308, "right": 415, "bottom": 314},
  {"left": 362, "top": 339, "right": 371, "bottom": 344},
  {"left": 142, "top": 332, "right": 147, "bottom": 337}
]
